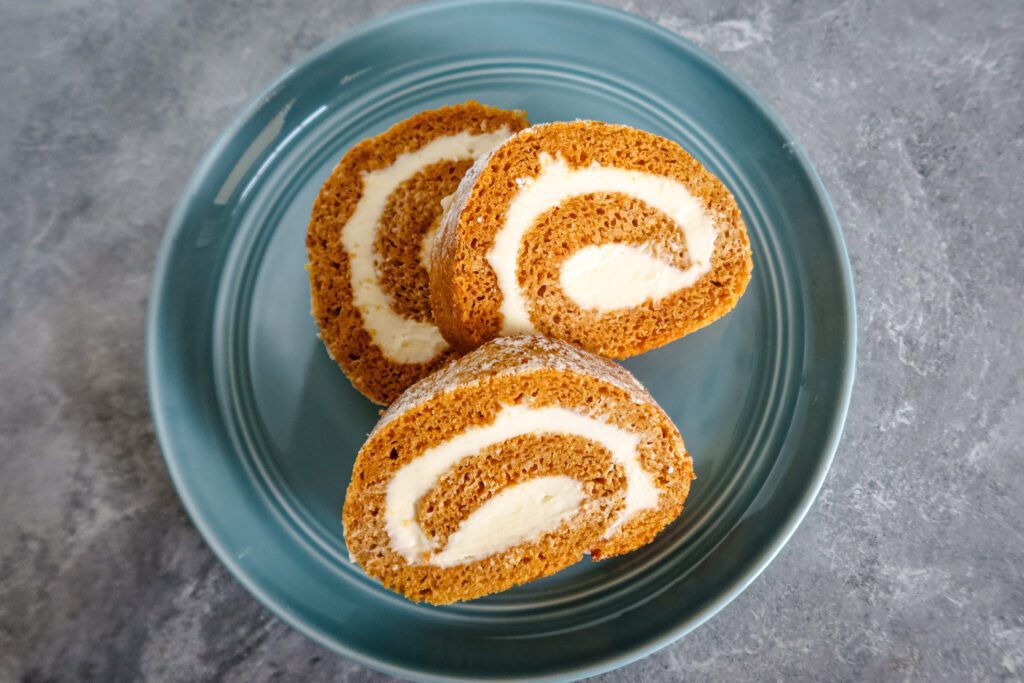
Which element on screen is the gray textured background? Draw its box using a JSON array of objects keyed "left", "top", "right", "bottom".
[{"left": 1, "top": 0, "right": 1022, "bottom": 680}]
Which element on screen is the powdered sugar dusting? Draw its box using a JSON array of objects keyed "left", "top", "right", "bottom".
[
  {"left": 432, "top": 123, "right": 565, "bottom": 269},
  {"left": 372, "top": 336, "right": 655, "bottom": 437}
]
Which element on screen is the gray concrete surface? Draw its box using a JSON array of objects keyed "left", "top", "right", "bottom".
[{"left": 1, "top": 0, "right": 1022, "bottom": 680}]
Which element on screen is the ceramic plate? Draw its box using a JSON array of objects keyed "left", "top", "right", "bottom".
[{"left": 147, "top": 1, "right": 855, "bottom": 679}]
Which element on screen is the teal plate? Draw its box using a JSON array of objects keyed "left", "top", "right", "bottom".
[{"left": 147, "top": 1, "right": 855, "bottom": 680}]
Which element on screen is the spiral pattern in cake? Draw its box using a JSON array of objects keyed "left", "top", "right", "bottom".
[
  {"left": 307, "top": 102, "right": 529, "bottom": 404},
  {"left": 342, "top": 335, "right": 693, "bottom": 604},
  {"left": 429, "top": 120, "right": 753, "bottom": 358}
]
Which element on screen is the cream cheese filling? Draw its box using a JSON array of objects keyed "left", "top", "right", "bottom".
[
  {"left": 486, "top": 153, "right": 717, "bottom": 332},
  {"left": 431, "top": 475, "right": 584, "bottom": 567},
  {"left": 384, "top": 403, "right": 660, "bottom": 566},
  {"left": 342, "top": 128, "right": 510, "bottom": 363},
  {"left": 560, "top": 242, "right": 703, "bottom": 311},
  {"left": 419, "top": 216, "right": 440, "bottom": 272}
]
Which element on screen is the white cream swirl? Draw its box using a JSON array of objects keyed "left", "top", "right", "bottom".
[
  {"left": 341, "top": 129, "right": 510, "bottom": 363},
  {"left": 486, "top": 153, "right": 717, "bottom": 331},
  {"left": 384, "top": 403, "right": 660, "bottom": 566}
]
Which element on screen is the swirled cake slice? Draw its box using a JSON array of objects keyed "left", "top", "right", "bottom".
[
  {"left": 429, "top": 120, "right": 752, "bottom": 358},
  {"left": 342, "top": 335, "right": 693, "bottom": 604},
  {"left": 307, "top": 102, "right": 529, "bottom": 404}
]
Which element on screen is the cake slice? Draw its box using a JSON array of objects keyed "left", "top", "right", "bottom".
[
  {"left": 342, "top": 335, "right": 693, "bottom": 604},
  {"left": 429, "top": 120, "right": 753, "bottom": 358},
  {"left": 306, "top": 102, "right": 529, "bottom": 404}
]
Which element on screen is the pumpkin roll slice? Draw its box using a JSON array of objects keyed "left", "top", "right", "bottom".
[
  {"left": 307, "top": 102, "right": 529, "bottom": 404},
  {"left": 430, "top": 120, "right": 753, "bottom": 358},
  {"left": 343, "top": 335, "right": 693, "bottom": 604}
]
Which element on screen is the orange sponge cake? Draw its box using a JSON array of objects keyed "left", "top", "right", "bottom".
[
  {"left": 429, "top": 121, "right": 753, "bottom": 358},
  {"left": 342, "top": 335, "right": 693, "bottom": 604},
  {"left": 306, "top": 102, "right": 529, "bottom": 404}
]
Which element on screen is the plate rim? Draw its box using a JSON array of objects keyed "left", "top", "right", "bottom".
[{"left": 146, "top": 0, "right": 857, "bottom": 680}]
